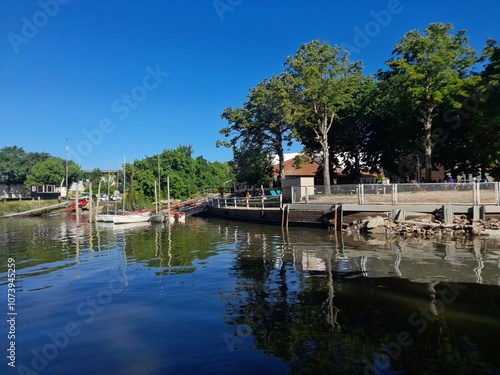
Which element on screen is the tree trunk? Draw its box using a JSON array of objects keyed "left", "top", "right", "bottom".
[
  {"left": 278, "top": 153, "right": 285, "bottom": 188},
  {"left": 423, "top": 107, "right": 434, "bottom": 183},
  {"left": 321, "top": 139, "right": 330, "bottom": 188},
  {"left": 320, "top": 116, "right": 331, "bottom": 188}
]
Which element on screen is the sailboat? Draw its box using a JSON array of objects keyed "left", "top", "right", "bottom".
[
  {"left": 96, "top": 168, "right": 115, "bottom": 222},
  {"left": 113, "top": 156, "right": 150, "bottom": 224},
  {"left": 150, "top": 180, "right": 164, "bottom": 223},
  {"left": 150, "top": 155, "right": 165, "bottom": 223}
]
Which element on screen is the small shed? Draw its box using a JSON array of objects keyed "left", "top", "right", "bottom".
[
  {"left": 31, "top": 185, "right": 60, "bottom": 200},
  {"left": 273, "top": 154, "right": 319, "bottom": 202}
]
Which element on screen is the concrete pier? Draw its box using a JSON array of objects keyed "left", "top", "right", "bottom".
[{"left": 207, "top": 201, "right": 500, "bottom": 230}]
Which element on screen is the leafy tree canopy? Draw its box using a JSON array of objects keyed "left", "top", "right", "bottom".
[
  {"left": 381, "top": 22, "right": 479, "bottom": 181},
  {"left": 284, "top": 40, "right": 363, "bottom": 186},
  {"left": 24, "top": 157, "right": 81, "bottom": 189}
]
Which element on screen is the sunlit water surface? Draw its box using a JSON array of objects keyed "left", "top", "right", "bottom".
[{"left": 1, "top": 216, "right": 499, "bottom": 374}]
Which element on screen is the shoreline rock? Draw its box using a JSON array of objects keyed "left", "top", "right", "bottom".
[{"left": 342, "top": 214, "right": 500, "bottom": 238}]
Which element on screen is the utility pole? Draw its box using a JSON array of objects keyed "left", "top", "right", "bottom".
[{"left": 65, "top": 138, "right": 69, "bottom": 198}]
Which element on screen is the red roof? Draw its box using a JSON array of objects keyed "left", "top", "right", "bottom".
[{"left": 273, "top": 155, "right": 319, "bottom": 177}]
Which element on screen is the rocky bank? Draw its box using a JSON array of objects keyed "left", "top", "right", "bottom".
[{"left": 343, "top": 213, "right": 500, "bottom": 238}]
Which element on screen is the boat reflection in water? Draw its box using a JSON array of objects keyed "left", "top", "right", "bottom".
[{"left": 1, "top": 217, "right": 499, "bottom": 374}]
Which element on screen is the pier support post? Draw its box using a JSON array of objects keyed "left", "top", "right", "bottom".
[
  {"left": 472, "top": 206, "right": 486, "bottom": 222},
  {"left": 472, "top": 206, "right": 480, "bottom": 222},
  {"left": 443, "top": 205, "right": 454, "bottom": 225},
  {"left": 335, "top": 204, "right": 342, "bottom": 231}
]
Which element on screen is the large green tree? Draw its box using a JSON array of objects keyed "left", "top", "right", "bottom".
[
  {"left": 383, "top": 22, "right": 478, "bottom": 182},
  {"left": 0, "top": 146, "right": 52, "bottom": 186},
  {"left": 230, "top": 143, "right": 274, "bottom": 188},
  {"left": 333, "top": 76, "right": 378, "bottom": 181},
  {"left": 0, "top": 146, "right": 28, "bottom": 185},
  {"left": 219, "top": 74, "right": 294, "bottom": 187},
  {"left": 369, "top": 70, "right": 424, "bottom": 182},
  {"left": 464, "top": 39, "right": 500, "bottom": 179},
  {"left": 284, "top": 40, "right": 363, "bottom": 186},
  {"left": 25, "top": 157, "right": 81, "bottom": 188},
  {"left": 132, "top": 145, "right": 233, "bottom": 201}
]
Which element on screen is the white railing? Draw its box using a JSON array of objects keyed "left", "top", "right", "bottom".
[
  {"left": 292, "top": 182, "right": 500, "bottom": 206},
  {"left": 208, "top": 195, "right": 283, "bottom": 209}
]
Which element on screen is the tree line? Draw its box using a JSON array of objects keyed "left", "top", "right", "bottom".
[
  {"left": 0, "top": 145, "right": 233, "bottom": 206},
  {"left": 218, "top": 23, "right": 500, "bottom": 186}
]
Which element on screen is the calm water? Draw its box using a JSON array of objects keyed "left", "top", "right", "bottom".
[{"left": 1, "top": 216, "right": 499, "bottom": 375}]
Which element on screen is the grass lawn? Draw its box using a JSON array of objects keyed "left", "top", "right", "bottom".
[{"left": 0, "top": 199, "right": 62, "bottom": 216}]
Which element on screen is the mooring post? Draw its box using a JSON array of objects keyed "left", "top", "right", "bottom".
[
  {"left": 286, "top": 204, "right": 289, "bottom": 228},
  {"left": 89, "top": 182, "right": 93, "bottom": 222},
  {"left": 75, "top": 184, "right": 79, "bottom": 227},
  {"left": 335, "top": 204, "right": 342, "bottom": 231},
  {"left": 281, "top": 204, "right": 286, "bottom": 227}
]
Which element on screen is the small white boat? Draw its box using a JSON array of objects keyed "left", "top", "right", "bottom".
[
  {"left": 96, "top": 214, "right": 115, "bottom": 222},
  {"left": 113, "top": 210, "right": 150, "bottom": 224}
]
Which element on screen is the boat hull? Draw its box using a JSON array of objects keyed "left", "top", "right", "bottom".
[
  {"left": 150, "top": 213, "right": 165, "bottom": 223},
  {"left": 113, "top": 213, "right": 150, "bottom": 224}
]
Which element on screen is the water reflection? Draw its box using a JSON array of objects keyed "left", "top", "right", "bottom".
[
  {"left": 214, "top": 221, "right": 500, "bottom": 374},
  {"left": 0, "top": 217, "right": 499, "bottom": 374}
]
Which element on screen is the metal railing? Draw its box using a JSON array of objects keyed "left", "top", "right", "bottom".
[
  {"left": 208, "top": 195, "right": 283, "bottom": 209},
  {"left": 293, "top": 182, "right": 500, "bottom": 206}
]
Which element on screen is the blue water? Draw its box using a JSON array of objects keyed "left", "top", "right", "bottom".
[{"left": 1, "top": 217, "right": 499, "bottom": 374}]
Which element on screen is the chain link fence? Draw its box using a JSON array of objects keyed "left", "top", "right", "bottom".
[{"left": 293, "top": 182, "right": 500, "bottom": 206}]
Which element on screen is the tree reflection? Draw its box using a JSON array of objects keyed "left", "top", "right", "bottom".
[{"left": 220, "top": 225, "right": 500, "bottom": 374}]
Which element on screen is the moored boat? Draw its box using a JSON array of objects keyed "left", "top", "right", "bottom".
[
  {"left": 113, "top": 211, "right": 150, "bottom": 224},
  {"left": 150, "top": 212, "right": 165, "bottom": 223}
]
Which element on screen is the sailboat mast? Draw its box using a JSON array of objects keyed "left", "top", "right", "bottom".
[
  {"left": 167, "top": 176, "right": 170, "bottom": 217},
  {"left": 122, "top": 156, "right": 126, "bottom": 212},
  {"left": 106, "top": 166, "right": 111, "bottom": 215},
  {"left": 157, "top": 154, "right": 161, "bottom": 204}
]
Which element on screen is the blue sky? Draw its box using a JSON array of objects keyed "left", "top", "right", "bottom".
[{"left": 1, "top": 0, "right": 499, "bottom": 170}]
